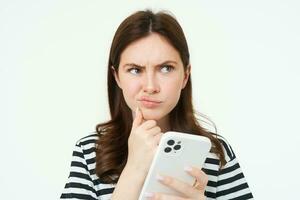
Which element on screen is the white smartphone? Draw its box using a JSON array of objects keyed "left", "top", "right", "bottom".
[{"left": 138, "top": 131, "right": 212, "bottom": 200}]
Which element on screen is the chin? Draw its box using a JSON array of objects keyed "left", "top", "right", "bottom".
[
  {"left": 142, "top": 110, "right": 167, "bottom": 121},
  {"left": 143, "top": 115, "right": 161, "bottom": 121}
]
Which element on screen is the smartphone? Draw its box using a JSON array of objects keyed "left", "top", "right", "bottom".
[{"left": 138, "top": 131, "right": 212, "bottom": 200}]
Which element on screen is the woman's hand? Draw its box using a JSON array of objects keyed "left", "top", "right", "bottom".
[
  {"left": 126, "top": 107, "right": 163, "bottom": 174},
  {"left": 112, "top": 107, "right": 162, "bottom": 200},
  {"left": 146, "top": 166, "right": 208, "bottom": 200}
]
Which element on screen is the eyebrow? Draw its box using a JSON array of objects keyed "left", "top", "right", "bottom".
[{"left": 122, "top": 60, "right": 178, "bottom": 69}]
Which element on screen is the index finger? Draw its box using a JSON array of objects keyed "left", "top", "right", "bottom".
[{"left": 132, "top": 107, "right": 144, "bottom": 129}]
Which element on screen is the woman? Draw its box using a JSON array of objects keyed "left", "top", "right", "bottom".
[{"left": 61, "top": 10, "right": 253, "bottom": 200}]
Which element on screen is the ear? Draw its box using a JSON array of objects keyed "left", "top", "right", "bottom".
[
  {"left": 111, "top": 66, "right": 122, "bottom": 89},
  {"left": 182, "top": 65, "right": 191, "bottom": 89}
]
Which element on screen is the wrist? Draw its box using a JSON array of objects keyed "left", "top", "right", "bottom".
[
  {"left": 111, "top": 163, "right": 147, "bottom": 200},
  {"left": 123, "top": 162, "right": 148, "bottom": 179}
]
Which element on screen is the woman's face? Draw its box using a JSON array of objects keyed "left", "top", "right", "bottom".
[{"left": 113, "top": 33, "right": 190, "bottom": 121}]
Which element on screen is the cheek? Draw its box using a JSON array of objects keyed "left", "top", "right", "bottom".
[
  {"left": 121, "top": 80, "right": 140, "bottom": 103},
  {"left": 163, "top": 77, "right": 184, "bottom": 95},
  {"left": 162, "top": 78, "right": 183, "bottom": 107}
]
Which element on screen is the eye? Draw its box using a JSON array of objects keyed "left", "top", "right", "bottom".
[
  {"left": 161, "top": 65, "right": 174, "bottom": 73},
  {"left": 127, "top": 67, "right": 141, "bottom": 75}
]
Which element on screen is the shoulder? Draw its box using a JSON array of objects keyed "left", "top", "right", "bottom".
[
  {"left": 72, "top": 133, "right": 100, "bottom": 160},
  {"left": 214, "top": 134, "right": 236, "bottom": 162},
  {"left": 75, "top": 133, "right": 100, "bottom": 148},
  {"left": 201, "top": 133, "right": 237, "bottom": 169},
  {"left": 204, "top": 134, "right": 254, "bottom": 199}
]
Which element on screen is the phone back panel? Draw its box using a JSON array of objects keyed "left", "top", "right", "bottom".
[{"left": 138, "top": 131, "right": 211, "bottom": 199}]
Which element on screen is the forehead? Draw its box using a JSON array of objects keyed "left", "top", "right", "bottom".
[{"left": 119, "top": 33, "right": 182, "bottom": 66}]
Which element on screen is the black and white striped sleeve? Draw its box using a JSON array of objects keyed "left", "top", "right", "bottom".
[
  {"left": 60, "top": 141, "right": 98, "bottom": 200},
  {"left": 215, "top": 139, "right": 253, "bottom": 199}
]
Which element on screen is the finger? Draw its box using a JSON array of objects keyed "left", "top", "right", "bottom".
[
  {"left": 140, "top": 120, "right": 157, "bottom": 130},
  {"left": 184, "top": 167, "right": 208, "bottom": 190},
  {"left": 132, "top": 107, "right": 144, "bottom": 128},
  {"left": 156, "top": 174, "right": 203, "bottom": 198},
  {"left": 153, "top": 133, "right": 163, "bottom": 145},
  {"left": 147, "top": 126, "right": 161, "bottom": 136},
  {"left": 146, "top": 192, "right": 186, "bottom": 200}
]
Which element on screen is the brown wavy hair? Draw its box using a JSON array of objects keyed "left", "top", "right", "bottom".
[{"left": 95, "top": 10, "right": 225, "bottom": 184}]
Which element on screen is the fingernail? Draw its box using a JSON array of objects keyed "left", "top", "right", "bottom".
[
  {"left": 184, "top": 165, "right": 193, "bottom": 172},
  {"left": 136, "top": 107, "right": 139, "bottom": 113},
  {"left": 156, "top": 174, "right": 164, "bottom": 181},
  {"left": 144, "top": 192, "right": 154, "bottom": 198}
]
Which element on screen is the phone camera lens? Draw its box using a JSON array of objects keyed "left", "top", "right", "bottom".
[
  {"left": 167, "top": 140, "right": 175, "bottom": 146},
  {"left": 164, "top": 147, "right": 172, "bottom": 153},
  {"left": 174, "top": 145, "right": 181, "bottom": 150}
]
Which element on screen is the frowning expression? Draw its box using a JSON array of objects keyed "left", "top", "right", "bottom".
[{"left": 113, "top": 33, "right": 190, "bottom": 121}]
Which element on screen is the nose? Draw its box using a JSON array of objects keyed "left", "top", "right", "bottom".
[{"left": 142, "top": 72, "right": 160, "bottom": 94}]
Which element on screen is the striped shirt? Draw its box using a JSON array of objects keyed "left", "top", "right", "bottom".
[{"left": 60, "top": 133, "right": 253, "bottom": 199}]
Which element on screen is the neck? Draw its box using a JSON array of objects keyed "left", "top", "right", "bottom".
[
  {"left": 131, "top": 111, "right": 170, "bottom": 133},
  {"left": 157, "top": 115, "right": 170, "bottom": 133}
]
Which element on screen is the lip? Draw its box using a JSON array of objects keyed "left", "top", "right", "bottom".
[
  {"left": 139, "top": 96, "right": 162, "bottom": 103},
  {"left": 138, "top": 97, "right": 162, "bottom": 108}
]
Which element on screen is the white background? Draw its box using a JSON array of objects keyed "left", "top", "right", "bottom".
[{"left": 1, "top": 0, "right": 299, "bottom": 199}]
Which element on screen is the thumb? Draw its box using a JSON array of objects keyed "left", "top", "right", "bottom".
[{"left": 132, "top": 107, "right": 144, "bottom": 129}]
